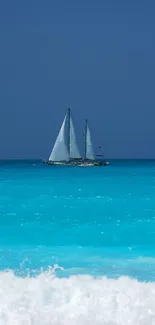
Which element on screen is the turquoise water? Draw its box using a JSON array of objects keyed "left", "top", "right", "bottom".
[{"left": 0, "top": 160, "right": 155, "bottom": 324}]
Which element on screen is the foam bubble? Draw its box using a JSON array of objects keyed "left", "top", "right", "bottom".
[{"left": 0, "top": 268, "right": 155, "bottom": 324}]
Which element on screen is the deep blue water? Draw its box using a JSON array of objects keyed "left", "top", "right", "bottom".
[{"left": 0, "top": 160, "right": 155, "bottom": 281}]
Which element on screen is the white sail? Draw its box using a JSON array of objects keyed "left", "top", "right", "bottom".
[
  {"left": 49, "top": 115, "right": 69, "bottom": 161},
  {"left": 70, "top": 117, "right": 81, "bottom": 159},
  {"left": 86, "top": 124, "right": 95, "bottom": 160}
]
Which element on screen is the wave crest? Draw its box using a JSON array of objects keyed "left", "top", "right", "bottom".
[{"left": 0, "top": 267, "right": 155, "bottom": 324}]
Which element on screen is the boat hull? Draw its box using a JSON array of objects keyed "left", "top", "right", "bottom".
[{"left": 43, "top": 160, "right": 109, "bottom": 166}]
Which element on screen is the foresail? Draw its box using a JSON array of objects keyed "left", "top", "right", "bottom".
[
  {"left": 70, "top": 117, "right": 81, "bottom": 159},
  {"left": 49, "top": 115, "right": 69, "bottom": 161},
  {"left": 86, "top": 125, "right": 95, "bottom": 160}
]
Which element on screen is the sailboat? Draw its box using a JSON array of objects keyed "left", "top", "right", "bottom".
[{"left": 44, "top": 109, "right": 108, "bottom": 166}]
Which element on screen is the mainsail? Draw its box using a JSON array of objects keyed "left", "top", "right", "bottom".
[
  {"left": 70, "top": 117, "right": 81, "bottom": 159},
  {"left": 85, "top": 121, "right": 95, "bottom": 160},
  {"left": 49, "top": 114, "right": 69, "bottom": 162}
]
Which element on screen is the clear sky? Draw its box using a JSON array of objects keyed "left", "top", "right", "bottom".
[{"left": 0, "top": 0, "right": 154, "bottom": 159}]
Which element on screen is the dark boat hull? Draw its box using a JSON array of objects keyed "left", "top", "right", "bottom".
[{"left": 43, "top": 160, "right": 109, "bottom": 166}]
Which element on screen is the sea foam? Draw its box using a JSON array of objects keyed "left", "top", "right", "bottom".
[{"left": 0, "top": 268, "right": 155, "bottom": 325}]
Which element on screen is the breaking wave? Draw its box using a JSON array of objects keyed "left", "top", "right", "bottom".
[{"left": 0, "top": 266, "right": 155, "bottom": 325}]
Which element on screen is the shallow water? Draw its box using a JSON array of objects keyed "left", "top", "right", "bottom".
[{"left": 0, "top": 160, "right": 155, "bottom": 324}]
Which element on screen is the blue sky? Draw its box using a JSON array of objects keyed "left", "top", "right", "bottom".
[{"left": 0, "top": 0, "right": 154, "bottom": 158}]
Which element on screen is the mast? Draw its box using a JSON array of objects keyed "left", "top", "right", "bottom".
[
  {"left": 68, "top": 108, "right": 71, "bottom": 159},
  {"left": 84, "top": 119, "right": 88, "bottom": 160}
]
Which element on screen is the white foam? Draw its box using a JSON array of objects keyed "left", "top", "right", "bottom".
[{"left": 0, "top": 267, "right": 155, "bottom": 325}]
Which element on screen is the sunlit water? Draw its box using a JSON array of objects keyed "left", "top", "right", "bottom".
[{"left": 0, "top": 160, "right": 155, "bottom": 324}]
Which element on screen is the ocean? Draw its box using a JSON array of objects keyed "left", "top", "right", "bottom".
[{"left": 0, "top": 160, "right": 155, "bottom": 324}]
